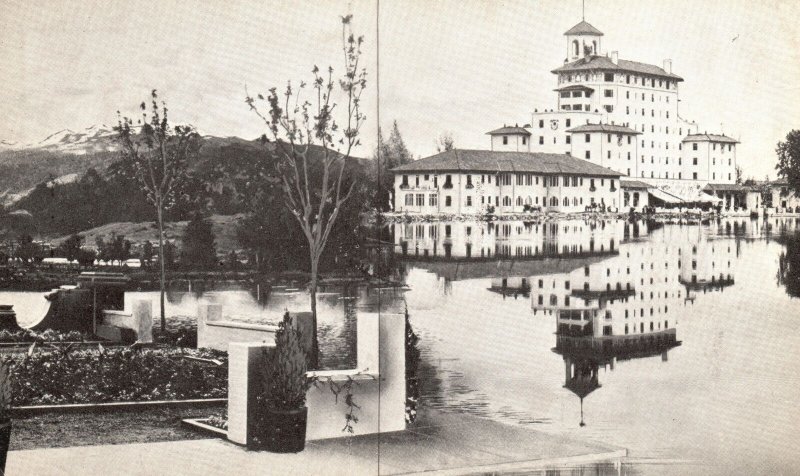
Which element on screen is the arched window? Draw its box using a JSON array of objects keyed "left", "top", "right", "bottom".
[
  {"left": 573, "top": 197, "right": 578, "bottom": 206},
  {"left": 551, "top": 196, "right": 558, "bottom": 206},
  {"left": 572, "top": 40, "right": 579, "bottom": 57},
  {"left": 503, "top": 196, "right": 511, "bottom": 206},
  {"left": 525, "top": 196, "right": 532, "bottom": 205},
  {"left": 592, "top": 40, "right": 597, "bottom": 54},
  {"left": 516, "top": 196, "right": 523, "bottom": 206},
  {"left": 563, "top": 197, "right": 569, "bottom": 206}
]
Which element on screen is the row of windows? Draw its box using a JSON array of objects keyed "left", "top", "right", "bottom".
[
  {"left": 558, "top": 72, "right": 677, "bottom": 90},
  {"left": 402, "top": 194, "right": 591, "bottom": 208}
]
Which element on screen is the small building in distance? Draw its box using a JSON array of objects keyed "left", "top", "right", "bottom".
[{"left": 392, "top": 149, "right": 622, "bottom": 214}]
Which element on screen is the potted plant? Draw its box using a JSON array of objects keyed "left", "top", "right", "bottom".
[
  {"left": 0, "top": 357, "right": 12, "bottom": 472},
  {"left": 257, "top": 312, "right": 313, "bottom": 453}
]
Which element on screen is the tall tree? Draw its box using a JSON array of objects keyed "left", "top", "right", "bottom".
[
  {"left": 776, "top": 130, "right": 800, "bottom": 194},
  {"left": 181, "top": 213, "right": 217, "bottom": 269},
  {"left": 59, "top": 234, "right": 84, "bottom": 262},
  {"left": 246, "top": 15, "right": 367, "bottom": 368},
  {"left": 735, "top": 165, "right": 743, "bottom": 185},
  {"left": 436, "top": 132, "right": 455, "bottom": 152},
  {"left": 115, "top": 90, "right": 200, "bottom": 333},
  {"left": 373, "top": 121, "right": 413, "bottom": 210}
]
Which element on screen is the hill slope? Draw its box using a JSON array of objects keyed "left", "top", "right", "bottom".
[{"left": 51, "top": 214, "right": 247, "bottom": 254}]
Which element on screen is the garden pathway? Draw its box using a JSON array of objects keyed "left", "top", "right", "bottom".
[{"left": 5, "top": 409, "right": 626, "bottom": 475}]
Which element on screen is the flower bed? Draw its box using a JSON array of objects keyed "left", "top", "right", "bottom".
[
  {"left": 0, "top": 329, "right": 94, "bottom": 344},
  {"left": 5, "top": 347, "right": 227, "bottom": 406}
]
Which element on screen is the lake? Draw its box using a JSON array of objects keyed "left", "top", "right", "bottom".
[{"left": 395, "top": 216, "right": 800, "bottom": 474}]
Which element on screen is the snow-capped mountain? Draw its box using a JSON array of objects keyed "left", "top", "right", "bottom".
[
  {"left": 0, "top": 139, "right": 19, "bottom": 150},
  {"left": 31, "top": 124, "right": 119, "bottom": 155},
  {"left": 0, "top": 124, "right": 120, "bottom": 155}
]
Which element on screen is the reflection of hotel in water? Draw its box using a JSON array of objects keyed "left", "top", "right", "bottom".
[
  {"left": 393, "top": 219, "right": 624, "bottom": 261},
  {"left": 395, "top": 219, "right": 742, "bottom": 424}
]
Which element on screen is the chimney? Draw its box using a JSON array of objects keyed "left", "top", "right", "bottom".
[
  {"left": 611, "top": 51, "right": 618, "bottom": 65},
  {"left": 663, "top": 59, "right": 672, "bottom": 74}
]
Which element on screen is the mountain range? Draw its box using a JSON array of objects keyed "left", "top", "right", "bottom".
[{"left": 1, "top": 124, "right": 120, "bottom": 155}]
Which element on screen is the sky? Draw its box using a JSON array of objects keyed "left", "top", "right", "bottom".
[{"left": 1, "top": 0, "right": 798, "bottom": 179}]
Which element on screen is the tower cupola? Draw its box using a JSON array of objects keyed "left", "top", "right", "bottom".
[{"left": 564, "top": 21, "right": 603, "bottom": 62}]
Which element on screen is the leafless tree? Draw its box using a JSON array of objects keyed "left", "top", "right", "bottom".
[
  {"left": 115, "top": 90, "right": 199, "bottom": 333},
  {"left": 246, "top": 15, "right": 367, "bottom": 368}
]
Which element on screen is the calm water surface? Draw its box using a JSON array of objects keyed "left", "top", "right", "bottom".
[{"left": 396, "top": 216, "right": 800, "bottom": 474}]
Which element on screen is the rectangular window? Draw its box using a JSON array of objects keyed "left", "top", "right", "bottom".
[
  {"left": 693, "top": 157, "right": 698, "bottom": 165},
  {"left": 445, "top": 196, "right": 452, "bottom": 207},
  {"left": 404, "top": 194, "right": 413, "bottom": 206},
  {"left": 539, "top": 120, "right": 544, "bottom": 128},
  {"left": 566, "top": 119, "right": 571, "bottom": 127},
  {"left": 429, "top": 194, "right": 437, "bottom": 206},
  {"left": 604, "top": 73, "right": 614, "bottom": 82},
  {"left": 566, "top": 135, "right": 571, "bottom": 144},
  {"left": 466, "top": 196, "right": 472, "bottom": 206},
  {"left": 693, "top": 143, "right": 698, "bottom": 151},
  {"left": 585, "top": 150, "right": 591, "bottom": 159},
  {"left": 604, "top": 89, "right": 613, "bottom": 97},
  {"left": 539, "top": 136, "right": 544, "bottom": 145},
  {"left": 693, "top": 172, "right": 698, "bottom": 180},
  {"left": 502, "top": 136, "right": 508, "bottom": 145},
  {"left": 585, "top": 134, "right": 591, "bottom": 143},
  {"left": 416, "top": 193, "right": 424, "bottom": 206}
]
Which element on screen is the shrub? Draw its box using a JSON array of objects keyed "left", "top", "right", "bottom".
[
  {"left": 9, "top": 347, "right": 227, "bottom": 406},
  {"left": 0, "top": 329, "right": 92, "bottom": 344},
  {"left": 263, "top": 312, "right": 312, "bottom": 410}
]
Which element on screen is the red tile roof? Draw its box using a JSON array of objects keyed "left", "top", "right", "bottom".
[
  {"left": 552, "top": 56, "right": 683, "bottom": 81},
  {"left": 391, "top": 149, "right": 621, "bottom": 177}
]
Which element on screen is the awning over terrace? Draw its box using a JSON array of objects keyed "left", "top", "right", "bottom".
[{"left": 648, "top": 187, "right": 684, "bottom": 204}]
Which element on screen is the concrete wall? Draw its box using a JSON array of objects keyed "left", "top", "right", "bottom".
[
  {"left": 197, "top": 303, "right": 278, "bottom": 351},
  {"left": 226, "top": 312, "right": 406, "bottom": 445},
  {"left": 99, "top": 299, "right": 152, "bottom": 343}
]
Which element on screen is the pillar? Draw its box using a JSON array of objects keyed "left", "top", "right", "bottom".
[
  {"left": 133, "top": 299, "right": 153, "bottom": 344},
  {"left": 378, "top": 312, "right": 406, "bottom": 433},
  {"left": 227, "top": 341, "right": 273, "bottom": 446}
]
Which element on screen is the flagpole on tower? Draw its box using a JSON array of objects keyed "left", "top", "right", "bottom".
[{"left": 582, "top": 0, "right": 585, "bottom": 20}]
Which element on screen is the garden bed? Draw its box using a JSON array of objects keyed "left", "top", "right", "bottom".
[
  {"left": 0, "top": 329, "right": 95, "bottom": 344},
  {"left": 11, "top": 405, "right": 224, "bottom": 450}
]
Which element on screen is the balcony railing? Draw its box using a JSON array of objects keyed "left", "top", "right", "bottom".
[
  {"left": 589, "top": 186, "right": 597, "bottom": 192},
  {"left": 465, "top": 183, "right": 474, "bottom": 189},
  {"left": 399, "top": 184, "right": 410, "bottom": 190},
  {"left": 443, "top": 183, "right": 453, "bottom": 189}
]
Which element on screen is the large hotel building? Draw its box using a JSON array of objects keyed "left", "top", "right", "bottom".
[{"left": 393, "top": 19, "right": 751, "bottom": 214}]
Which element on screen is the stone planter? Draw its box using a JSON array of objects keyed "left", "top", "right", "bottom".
[
  {"left": 255, "top": 406, "right": 308, "bottom": 453},
  {"left": 0, "top": 419, "right": 10, "bottom": 472}
]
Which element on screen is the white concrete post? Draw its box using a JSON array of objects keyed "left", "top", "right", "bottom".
[
  {"left": 227, "top": 341, "right": 273, "bottom": 446},
  {"left": 378, "top": 313, "right": 406, "bottom": 433},
  {"left": 356, "top": 312, "right": 380, "bottom": 372},
  {"left": 197, "top": 303, "right": 223, "bottom": 350},
  {"left": 133, "top": 299, "right": 153, "bottom": 344}
]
